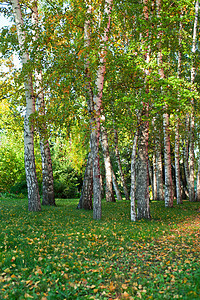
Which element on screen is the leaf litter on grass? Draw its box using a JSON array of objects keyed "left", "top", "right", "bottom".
[{"left": 0, "top": 198, "right": 199, "bottom": 299}]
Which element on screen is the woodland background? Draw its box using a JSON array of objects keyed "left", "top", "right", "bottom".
[{"left": 0, "top": 0, "right": 200, "bottom": 220}]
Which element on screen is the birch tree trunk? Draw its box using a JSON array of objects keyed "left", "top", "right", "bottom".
[
  {"left": 114, "top": 128, "right": 129, "bottom": 200},
  {"left": 152, "top": 154, "right": 157, "bottom": 201},
  {"left": 100, "top": 122, "right": 115, "bottom": 202},
  {"left": 136, "top": 113, "right": 150, "bottom": 219},
  {"left": 155, "top": 137, "right": 164, "bottom": 201},
  {"left": 152, "top": 118, "right": 157, "bottom": 200},
  {"left": 31, "top": 2, "right": 55, "bottom": 206},
  {"left": 77, "top": 151, "right": 93, "bottom": 210},
  {"left": 175, "top": 120, "right": 182, "bottom": 204},
  {"left": 196, "top": 155, "right": 200, "bottom": 201},
  {"left": 163, "top": 113, "right": 173, "bottom": 207},
  {"left": 84, "top": 0, "right": 113, "bottom": 219},
  {"left": 11, "top": 0, "right": 41, "bottom": 211},
  {"left": 189, "top": 0, "right": 199, "bottom": 202},
  {"left": 111, "top": 169, "right": 122, "bottom": 201},
  {"left": 92, "top": 0, "right": 113, "bottom": 219},
  {"left": 83, "top": 3, "right": 101, "bottom": 219},
  {"left": 156, "top": 0, "right": 173, "bottom": 207},
  {"left": 184, "top": 116, "right": 190, "bottom": 195},
  {"left": 130, "top": 129, "right": 139, "bottom": 221},
  {"left": 175, "top": 17, "right": 182, "bottom": 205},
  {"left": 148, "top": 159, "right": 153, "bottom": 200},
  {"left": 136, "top": 0, "right": 151, "bottom": 220}
]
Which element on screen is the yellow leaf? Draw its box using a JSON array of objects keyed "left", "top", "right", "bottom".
[
  {"left": 138, "top": 284, "right": 142, "bottom": 289},
  {"left": 109, "top": 282, "right": 116, "bottom": 291},
  {"left": 35, "top": 268, "right": 43, "bottom": 275},
  {"left": 100, "top": 284, "right": 107, "bottom": 289},
  {"left": 25, "top": 293, "right": 34, "bottom": 298},
  {"left": 123, "top": 291, "right": 129, "bottom": 298},
  {"left": 185, "top": 260, "right": 190, "bottom": 264},
  {"left": 90, "top": 285, "right": 96, "bottom": 289},
  {"left": 4, "top": 268, "right": 10, "bottom": 273},
  {"left": 122, "top": 284, "right": 127, "bottom": 289}
]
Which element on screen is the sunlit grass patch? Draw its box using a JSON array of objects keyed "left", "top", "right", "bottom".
[{"left": 0, "top": 197, "right": 200, "bottom": 299}]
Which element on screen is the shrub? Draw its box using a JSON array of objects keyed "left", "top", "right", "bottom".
[
  {"left": 53, "top": 166, "right": 80, "bottom": 199},
  {"left": 0, "top": 134, "right": 25, "bottom": 193}
]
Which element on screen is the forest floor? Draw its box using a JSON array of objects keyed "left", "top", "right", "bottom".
[{"left": 0, "top": 196, "right": 199, "bottom": 299}]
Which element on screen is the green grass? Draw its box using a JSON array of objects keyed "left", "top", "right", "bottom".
[{"left": 0, "top": 197, "right": 200, "bottom": 300}]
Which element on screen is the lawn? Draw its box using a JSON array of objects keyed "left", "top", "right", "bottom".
[{"left": 0, "top": 196, "right": 200, "bottom": 299}]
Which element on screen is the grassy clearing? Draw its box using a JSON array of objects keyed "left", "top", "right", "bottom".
[{"left": 0, "top": 197, "right": 200, "bottom": 299}]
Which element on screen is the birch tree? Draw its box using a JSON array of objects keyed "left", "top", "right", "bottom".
[
  {"left": 196, "top": 155, "right": 200, "bottom": 201},
  {"left": 130, "top": 126, "right": 139, "bottom": 221},
  {"left": 175, "top": 15, "right": 183, "bottom": 205},
  {"left": 31, "top": 0, "right": 55, "bottom": 206},
  {"left": 189, "top": 0, "right": 199, "bottom": 202},
  {"left": 77, "top": 150, "right": 93, "bottom": 210},
  {"left": 100, "top": 122, "right": 115, "bottom": 202},
  {"left": 156, "top": 0, "right": 173, "bottom": 207},
  {"left": 83, "top": 0, "right": 113, "bottom": 219},
  {"left": 10, "top": 0, "right": 41, "bottom": 211},
  {"left": 113, "top": 128, "right": 129, "bottom": 201},
  {"left": 136, "top": 0, "right": 150, "bottom": 220},
  {"left": 155, "top": 135, "right": 164, "bottom": 201}
]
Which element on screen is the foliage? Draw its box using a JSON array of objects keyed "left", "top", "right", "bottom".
[
  {"left": 0, "top": 133, "right": 25, "bottom": 193},
  {"left": 1, "top": 0, "right": 200, "bottom": 206},
  {"left": 0, "top": 132, "right": 44, "bottom": 195},
  {"left": 51, "top": 134, "right": 87, "bottom": 199},
  {"left": 0, "top": 198, "right": 199, "bottom": 299}
]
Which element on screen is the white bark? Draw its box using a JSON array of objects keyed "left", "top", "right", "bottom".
[
  {"left": 196, "top": 155, "right": 200, "bottom": 201},
  {"left": 31, "top": 2, "right": 55, "bottom": 206},
  {"left": 191, "top": 0, "right": 199, "bottom": 83},
  {"left": 84, "top": 0, "right": 113, "bottom": 219},
  {"left": 111, "top": 169, "right": 122, "bottom": 201},
  {"left": 92, "top": 1, "right": 113, "bottom": 219},
  {"left": 152, "top": 152, "right": 157, "bottom": 200},
  {"left": 163, "top": 113, "right": 173, "bottom": 207},
  {"left": 77, "top": 150, "right": 93, "bottom": 210},
  {"left": 130, "top": 129, "right": 138, "bottom": 221},
  {"left": 152, "top": 118, "right": 157, "bottom": 200},
  {"left": 175, "top": 120, "right": 182, "bottom": 204},
  {"left": 135, "top": 0, "right": 151, "bottom": 220},
  {"left": 157, "top": 0, "right": 173, "bottom": 207},
  {"left": 11, "top": 0, "right": 41, "bottom": 211},
  {"left": 184, "top": 115, "right": 190, "bottom": 194},
  {"left": 114, "top": 128, "right": 130, "bottom": 200},
  {"left": 136, "top": 115, "right": 150, "bottom": 219},
  {"left": 175, "top": 18, "right": 182, "bottom": 205},
  {"left": 189, "top": 0, "right": 198, "bottom": 202},
  {"left": 100, "top": 122, "right": 115, "bottom": 202},
  {"left": 155, "top": 136, "right": 164, "bottom": 201}
]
